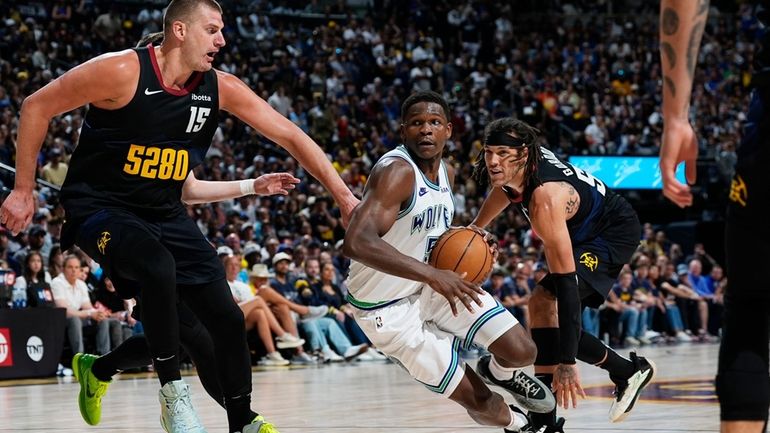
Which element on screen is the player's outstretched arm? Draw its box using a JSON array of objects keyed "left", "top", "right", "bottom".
[
  {"left": 659, "top": 0, "right": 709, "bottom": 207},
  {"left": 217, "top": 71, "right": 359, "bottom": 226},
  {"left": 471, "top": 186, "right": 510, "bottom": 229},
  {"left": 181, "top": 171, "right": 300, "bottom": 205},
  {"left": 0, "top": 50, "right": 138, "bottom": 234},
  {"left": 342, "top": 158, "right": 483, "bottom": 315},
  {"left": 529, "top": 183, "right": 586, "bottom": 409}
]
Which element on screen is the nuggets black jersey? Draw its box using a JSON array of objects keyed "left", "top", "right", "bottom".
[
  {"left": 60, "top": 44, "right": 219, "bottom": 222},
  {"left": 503, "top": 147, "right": 637, "bottom": 248}
]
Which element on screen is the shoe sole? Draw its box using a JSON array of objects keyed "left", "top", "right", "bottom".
[
  {"left": 611, "top": 358, "right": 657, "bottom": 423},
  {"left": 276, "top": 340, "right": 304, "bottom": 349}
]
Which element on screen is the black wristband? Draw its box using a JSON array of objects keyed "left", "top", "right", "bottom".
[{"left": 552, "top": 272, "right": 581, "bottom": 364}]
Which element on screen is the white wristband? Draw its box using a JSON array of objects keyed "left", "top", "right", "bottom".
[{"left": 239, "top": 179, "right": 256, "bottom": 196}]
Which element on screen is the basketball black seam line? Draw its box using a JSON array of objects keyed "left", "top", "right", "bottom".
[
  {"left": 469, "top": 239, "right": 490, "bottom": 284},
  {"left": 430, "top": 228, "right": 462, "bottom": 266},
  {"left": 452, "top": 232, "right": 476, "bottom": 274}
]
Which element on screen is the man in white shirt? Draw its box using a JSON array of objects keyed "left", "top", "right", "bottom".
[{"left": 51, "top": 255, "right": 112, "bottom": 355}]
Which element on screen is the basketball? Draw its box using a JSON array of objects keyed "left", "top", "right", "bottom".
[{"left": 428, "top": 227, "right": 493, "bottom": 285}]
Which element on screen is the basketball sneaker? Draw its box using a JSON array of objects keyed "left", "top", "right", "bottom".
[
  {"left": 240, "top": 415, "right": 280, "bottom": 433},
  {"left": 511, "top": 416, "right": 566, "bottom": 433},
  {"left": 73, "top": 353, "right": 111, "bottom": 426},
  {"left": 159, "top": 379, "right": 207, "bottom": 433},
  {"left": 476, "top": 354, "right": 556, "bottom": 413},
  {"left": 608, "top": 352, "right": 656, "bottom": 422}
]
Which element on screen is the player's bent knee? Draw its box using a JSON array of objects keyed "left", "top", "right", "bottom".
[
  {"left": 716, "top": 351, "right": 770, "bottom": 421},
  {"left": 490, "top": 325, "right": 537, "bottom": 366}
]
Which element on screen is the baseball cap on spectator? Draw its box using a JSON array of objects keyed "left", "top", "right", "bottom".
[
  {"left": 253, "top": 155, "right": 265, "bottom": 163},
  {"left": 217, "top": 246, "right": 234, "bottom": 257},
  {"left": 49, "top": 147, "right": 62, "bottom": 157},
  {"left": 28, "top": 225, "right": 46, "bottom": 237},
  {"left": 272, "top": 252, "right": 292, "bottom": 265},
  {"left": 533, "top": 262, "right": 548, "bottom": 273},
  {"left": 249, "top": 263, "right": 273, "bottom": 279},
  {"left": 491, "top": 268, "right": 506, "bottom": 278},
  {"left": 676, "top": 264, "right": 689, "bottom": 275},
  {"left": 277, "top": 244, "right": 293, "bottom": 254},
  {"left": 243, "top": 242, "right": 260, "bottom": 258}
]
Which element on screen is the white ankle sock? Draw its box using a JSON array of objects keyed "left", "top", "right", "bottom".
[
  {"left": 506, "top": 407, "right": 528, "bottom": 430},
  {"left": 489, "top": 355, "right": 516, "bottom": 381}
]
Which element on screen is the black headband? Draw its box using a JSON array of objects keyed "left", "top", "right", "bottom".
[{"left": 484, "top": 131, "right": 528, "bottom": 147}]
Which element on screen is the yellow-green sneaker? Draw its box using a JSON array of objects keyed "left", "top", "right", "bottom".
[
  {"left": 72, "top": 353, "right": 111, "bottom": 425},
  {"left": 241, "top": 415, "right": 280, "bottom": 433}
]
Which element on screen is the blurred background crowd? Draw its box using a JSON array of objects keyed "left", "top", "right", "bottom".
[{"left": 0, "top": 0, "right": 755, "bottom": 371}]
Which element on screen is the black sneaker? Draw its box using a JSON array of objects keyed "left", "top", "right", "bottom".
[
  {"left": 609, "top": 352, "right": 656, "bottom": 422},
  {"left": 505, "top": 408, "right": 565, "bottom": 433},
  {"left": 477, "top": 354, "right": 556, "bottom": 413}
]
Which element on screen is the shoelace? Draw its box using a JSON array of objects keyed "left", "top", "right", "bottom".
[
  {"left": 513, "top": 372, "right": 540, "bottom": 397},
  {"left": 166, "top": 393, "right": 200, "bottom": 430}
]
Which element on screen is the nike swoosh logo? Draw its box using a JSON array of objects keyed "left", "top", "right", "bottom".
[{"left": 144, "top": 88, "right": 164, "bottom": 95}]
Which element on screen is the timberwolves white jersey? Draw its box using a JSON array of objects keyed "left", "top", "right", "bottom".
[{"left": 346, "top": 145, "right": 455, "bottom": 309}]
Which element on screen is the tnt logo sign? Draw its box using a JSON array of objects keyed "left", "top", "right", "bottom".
[
  {"left": 0, "top": 328, "right": 13, "bottom": 367},
  {"left": 26, "top": 336, "right": 44, "bottom": 362}
]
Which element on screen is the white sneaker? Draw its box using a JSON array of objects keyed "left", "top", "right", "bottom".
[
  {"left": 365, "top": 348, "right": 388, "bottom": 360},
  {"left": 260, "top": 352, "right": 290, "bottom": 366},
  {"left": 355, "top": 352, "right": 374, "bottom": 361},
  {"left": 159, "top": 380, "right": 207, "bottom": 433},
  {"left": 644, "top": 330, "right": 660, "bottom": 339},
  {"left": 290, "top": 352, "right": 318, "bottom": 365},
  {"left": 343, "top": 344, "right": 369, "bottom": 361},
  {"left": 321, "top": 346, "right": 344, "bottom": 363},
  {"left": 275, "top": 333, "right": 305, "bottom": 349},
  {"left": 624, "top": 336, "right": 640, "bottom": 346},
  {"left": 609, "top": 353, "right": 656, "bottom": 423},
  {"left": 675, "top": 331, "right": 692, "bottom": 342},
  {"left": 637, "top": 336, "right": 652, "bottom": 345}
]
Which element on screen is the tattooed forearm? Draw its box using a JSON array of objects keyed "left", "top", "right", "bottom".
[
  {"left": 661, "top": 42, "right": 676, "bottom": 69},
  {"left": 686, "top": 20, "right": 706, "bottom": 80},
  {"left": 664, "top": 76, "right": 676, "bottom": 97},
  {"left": 661, "top": 8, "right": 679, "bottom": 35}
]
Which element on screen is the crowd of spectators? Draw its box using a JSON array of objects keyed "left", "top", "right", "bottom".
[{"left": 0, "top": 0, "right": 752, "bottom": 369}]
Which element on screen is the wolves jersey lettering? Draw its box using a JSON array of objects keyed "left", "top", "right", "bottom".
[{"left": 346, "top": 146, "right": 454, "bottom": 307}]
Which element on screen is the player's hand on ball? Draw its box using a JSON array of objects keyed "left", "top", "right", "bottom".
[
  {"left": 427, "top": 268, "right": 485, "bottom": 316},
  {"left": 553, "top": 363, "right": 586, "bottom": 409},
  {"left": 252, "top": 173, "right": 300, "bottom": 196}
]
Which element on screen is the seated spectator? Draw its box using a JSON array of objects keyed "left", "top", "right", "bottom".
[
  {"left": 702, "top": 264, "right": 726, "bottom": 337},
  {"left": 15, "top": 251, "right": 54, "bottom": 307},
  {"left": 51, "top": 255, "right": 115, "bottom": 355},
  {"left": 605, "top": 271, "right": 649, "bottom": 346},
  {"left": 653, "top": 264, "right": 692, "bottom": 342},
  {"left": 484, "top": 268, "right": 529, "bottom": 328},
  {"left": 249, "top": 263, "right": 323, "bottom": 364},
  {"left": 224, "top": 255, "right": 303, "bottom": 366},
  {"left": 302, "top": 263, "right": 384, "bottom": 361},
  {"left": 93, "top": 277, "right": 136, "bottom": 345}
]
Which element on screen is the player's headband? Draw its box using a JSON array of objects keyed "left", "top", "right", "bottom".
[{"left": 484, "top": 131, "right": 528, "bottom": 147}]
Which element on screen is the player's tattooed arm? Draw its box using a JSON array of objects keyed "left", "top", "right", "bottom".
[{"left": 558, "top": 182, "right": 579, "bottom": 217}]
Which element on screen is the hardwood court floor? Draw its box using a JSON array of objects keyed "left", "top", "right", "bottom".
[{"left": 0, "top": 343, "right": 721, "bottom": 433}]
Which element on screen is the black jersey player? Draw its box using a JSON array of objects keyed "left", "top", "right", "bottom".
[
  {"left": 472, "top": 118, "right": 655, "bottom": 432},
  {"left": 659, "top": 2, "right": 770, "bottom": 432},
  {"left": 0, "top": 1, "right": 357, "bottom": 432}
]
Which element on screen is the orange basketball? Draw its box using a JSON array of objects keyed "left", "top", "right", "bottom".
[{"left": 428, "top": 227, "right": 493, "bottom": 285}]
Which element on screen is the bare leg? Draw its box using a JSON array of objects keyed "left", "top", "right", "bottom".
[
  {"left": 258, "top": 287, "right": 310, "bottom": 316},
  {"left": 721, "top": 421, "right": 765, "bottom": 433},
  {"left": 245, "top": 308, "right": 276, "bottom": 353}
]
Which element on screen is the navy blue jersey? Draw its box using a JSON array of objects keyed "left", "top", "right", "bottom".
[
  {"left": 60, "top": 45, "right": 219, "bottom": 223},
  {"left": 503, "top": 147, "right": 636, "bottom": 247}
]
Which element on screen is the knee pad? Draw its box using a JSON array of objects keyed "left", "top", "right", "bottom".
[{"left": 716, "top": 351, "right": 770, "bottom": 421}]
